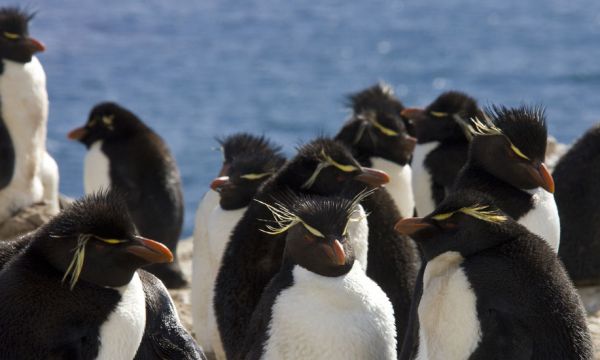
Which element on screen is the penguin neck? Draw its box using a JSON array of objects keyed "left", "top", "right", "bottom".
[
  {"left": 370, "top": 157, "right": 414, "bottom": 217},
  {"left": 0, "top": 57, "right": 48, "bottom": 182}
]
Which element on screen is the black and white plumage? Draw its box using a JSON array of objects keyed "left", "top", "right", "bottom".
[
  {"left": 0, "top": 7, "right": 59, "bottom": 224},
  {"left": 192, "top": 134, "right": 285, "bottom": 359},
  {"left": 68, "top": 102, "right": 186, "bottom": 288},
  {"left": 555, "top": 123, "right": 600, "bottom": 285},
  {"left": 452, "top": 105, "right": 559, "bottom": 251},
  {"left": 402, "top": 91, "right": 481, "bottom": 216},
  {"left": 214, "top": 138, "right": 389, "bottom": 359},
  {"left": 395, "top": 191, "right": 592, "bottom": 360},
  {"left": 0, "top": 191, "right": 204, "bottom": 359},
  {"left": 241, "top": 192, "right": 396, "bottom": 360},
  {"left": 336, "top": 83, "right": 417, "bottom": 218}
]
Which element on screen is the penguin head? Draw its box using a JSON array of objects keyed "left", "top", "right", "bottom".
[
  {"left": 216, "top": 133, "right": 282, "bottom": 177},
  {"left": 67, "top": 102, "right": 147, "bottom": 148},
  {"left": 211, "top": 151, "right": 286, "bottom": 210},
  {"left": 401, "top": 91, "right": 481, "bottom": 144},
  {"left": 467, "top": 105, "right": 554, "bottom": 193},
  {"left": 258, "top": 191, "right": 371, "bottom": 276},
  {"left": 395, "top": 190, "right": 511, "bottom": 260},
  {"left": 336, "top": 84, "right": 416, "bottom": 165},
  {"left": 0, "top": 7, "right": 45, "bottom": 64},
  {"left": 278, "top": 138, "right": 390, "bottom": 196},
  {"left": 33, "top": 191, "right": 173, "bottom": 289}
]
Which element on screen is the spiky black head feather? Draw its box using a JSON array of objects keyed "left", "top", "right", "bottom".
[
  {"left": 426, "top": 91, "right": 480, "bottom": 119},
  {"left": 347, "top": 83, "right": 404, "bottom": 115},
  {"left": 0, "top": 7, "right": 43, "bottom": 64},
  {"left": 0, "top": 7, "right": 34, "bottom": 35},
  {"left": 217, "top": 133, "right": 282, "bottom": 164}
]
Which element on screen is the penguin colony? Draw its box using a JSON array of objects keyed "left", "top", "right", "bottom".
[{"left": 0, "top": 5, "right": 598, "bottom": 360}]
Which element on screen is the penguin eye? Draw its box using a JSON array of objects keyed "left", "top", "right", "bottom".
[
  {"left": 431, "top": 212, "right": 455, "bottom": 221},
  {"left": 430, "top": 111, "right": 448, "bottom": 118},
  {"left": 3, "top": 32, "right": 19, "bottom": 40},
  {"left": 510, "top": 143, "right": 530, "bottom": 160},
  {"left": 95, "top": 236, "right": 127, "bottom": 245}
]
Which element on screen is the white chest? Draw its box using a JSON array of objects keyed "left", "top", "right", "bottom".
[
  {"left": 417, "top": 252, "right": 481, "bottom": 360},
  {"left": 263, "top": 264, "right": 396, "bottom": 360},
  {"left": 518, "top": 188, "right": 560, "bottom": 252},
  {"left": 96, "top": 272, "right": 146, "bottom": 360},
  {"left": 345, "top": 204, "right": 369, "bottom": 271},
  {"left": 84, "top": 141, "right": 111, "bottom": 194},
  {"left": 207, "top": 206, "right": 247, "bottom": 268},
  {"left": 371, "top": 157, "right": 415, "bottom": 218},
  {"left": 412, "top": 142, "right": 440, "bottom": 217}
]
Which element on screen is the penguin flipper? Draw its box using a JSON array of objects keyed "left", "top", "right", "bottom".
[
  {"left": 472, "top": 307, "right": 533, "bottom": 359},
  {"left": 40, "top": 151, "right": 59, "bottom": 214}
]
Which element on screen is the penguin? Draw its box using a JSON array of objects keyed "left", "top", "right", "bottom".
[
  {"left": 0, "top": 191, "right": 204, "bottom": 359},
  {"left": 68, "top": 102, "right": 187, "bottom": 288},
  {"left": 395, "top": 191, "right": 593, "bottom": 360},
  {"left": 192, "top": 141, "right": 286, "bottom": 359},
  {"left": 241, "top": 192, "right": 396, "bottom": 360},
  {"left": 0, "top": 7, "right": 59, "bottom": 224},
  {"left": 554, "top": 123, "right": 600, "bottom": 285},
  {"left": 214, "top": 137, "right": 389, "bottom": 359},
  {"left": 452, "top": 105, "right": 560, "bottom": 251},
  {"left": 401, "top": 91, "right": 482, "bottom": 216},
  {"left": 336, "top": 83, "right": 417, "bottom": 218}
]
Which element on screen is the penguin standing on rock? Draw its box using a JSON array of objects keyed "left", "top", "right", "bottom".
[
  {"left": 215, "top": 138, "right": 390, "bottom": 359},
  {"left": 395, "top": 191, "right": 592, "bottom": 360},
  {"left": 401, "top": 91, "right": 482, "bottom": 216},
  {"left": 453, "top": 105, "right": 559, "bottom": 251},
  {"left": 68, "top": 102, "right": 186, "bottom": 288},
  {"left": 0, "top": 191, "right": 204, "bottom": 359},
  {"left": 336, "top": 83, "right": 417, "bottom": 217},
  {"left": 241, "top": 192, "right": 396, "bottom": 360},
  {"left": 192, "top": 137, "right": 285, "bottom": 359},
  {"left": 0, "top": 7, "right": 59, "bottom": 226},
  {"left": 554, "top": 123, "right": 600, "bottom": 285}
]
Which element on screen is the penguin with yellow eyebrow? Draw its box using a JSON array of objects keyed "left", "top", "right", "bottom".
[{"left": 395, "top": 191, "right": 592, "bottom": 360}]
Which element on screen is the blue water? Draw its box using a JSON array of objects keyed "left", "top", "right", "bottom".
[{"left": 27, "top": 0, "right": 600, "bottom": 236}]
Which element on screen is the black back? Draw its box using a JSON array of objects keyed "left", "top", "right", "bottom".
[
  {"left": 0, "top": 110, "right": 15, "bottom": 190},
  {"left": 556, "top": 124, "right": 600, "bottom": 285}
]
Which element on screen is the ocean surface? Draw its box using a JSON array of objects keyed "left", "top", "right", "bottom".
[{"left": 27, "top": 0, "right": 600, "bottom": 236}]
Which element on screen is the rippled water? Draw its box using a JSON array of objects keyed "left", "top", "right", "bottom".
[{"left": 28, "top": 0, "right": 600, "bottom": 236}]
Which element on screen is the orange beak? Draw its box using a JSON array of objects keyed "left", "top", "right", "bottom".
[
  {"left": 210, "top": 176, "right": 231, "bottom": 191},
  {"left": 400, "top": 108, "right": 426, "bottom": 120},
  {"left": 27, "top": 37, "right": 45, "bottom": 53},
  {"left": 324, "top": 239, "right": 346, "bottom": 266},
  {"left": 537, "top": 163, "right": 555, "bottom": 193},
  {"left": 126, "top": 236, "right": 173, "bottom": 264},
  {"left": 394, "top": 217, "right": 433, "bottom": 236},
  {"left": 355, "top": 167, "right": 390, "bottom": 187},
  {"left": 67, "top": 127, "right": 87, "bottom": 141}
]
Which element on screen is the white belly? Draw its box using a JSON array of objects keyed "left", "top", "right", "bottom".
[
  {"left": 371, "top": 157, "right": 415, "bottom": 218},
  {"left": 263, "top": 264, "right": 396, "bottom": 360},
  {"left": 192, "top": 202, "right": 245, "bottom": 359},
  {"left": 96, "top": 272, "right": 146, "bottom": 360},
  {"left": 417, "top": 252, "right": 481, "bottom": 360},
  {"left": 84, "top": 141, "right": 111, "bottom": 194},
  {"left": 346, "top": 204, "right": 369, "bottom": 271},
  {"left": 518, "top": 188, "right": 560, "bottom": 252},
  {"left": 412, "top": 142, "right": 440, "bottom": 217}
]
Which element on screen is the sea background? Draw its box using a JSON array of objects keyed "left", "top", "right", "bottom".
[{"left": 30, "top": 0, "right": 600, "bottom": 237}]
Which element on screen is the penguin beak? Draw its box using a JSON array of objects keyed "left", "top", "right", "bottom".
[
  {"left": 394, "top": 217, "right": 434, "bottom": 237},
  {"left": 527, "top": 162, "right": 554, "bottom": 193},
  {"left": 126, "top": 236, "right": 173, "bottom": 264},
  {"left": 210, "top": 176, "right": 231, "bottom": 191},
  {"left": 218, "top": 163, "right": 231, "bottom": 177},
  {"left": 354, "top": 167, "right": 390, "bottom": 187},
  {"left": 323, "top": 239, "right": 346, "bottom": 266},
  {"left": 67, "top": 127, "right": 87, "bottom": 141},
  {"left": 26, "top": 37, "right": 45, "bottom": 53},
  {"left": 402, "top": 135, "right": 417, "bottom": 153},
  {"left": 400, "top": 108, "right": 426, "bottom": 121}
]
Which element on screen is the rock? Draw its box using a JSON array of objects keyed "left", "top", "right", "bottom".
[{"left": 0, "top": 202, "right": 57, "bottom": 240}]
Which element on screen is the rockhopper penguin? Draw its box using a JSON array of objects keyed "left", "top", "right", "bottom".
[
  {"left": 336, "top": 83, "right": 417, "bottom": 218},
  {"left": 395, "top": 191, "right": 592, "bottom": 360},
  {"left": 453, "top": 105, "right": 559, "bottom": 251},
  {"left": 192, "top": 135, "right": 285, "bottom": 359},
  {"left": 68, "top": 102, "right": 187, "bottom": 288},
  {"left": 214, "top": 138, "right": 388, "bottom": 359},
  {"left": 401, "top": 91, "right": 482, "bottom": 216},
  {"left": 241, "top": 192, "right": 396, "bottom": 360},
  {"left": 555, "top": 123, "right": 600, "bottom": 285},
  {"left": 0, "top": 191, "right": 204, "bottom": 359},
  {"left": 0, "top": 7, "right": 59, "bottom": 225}
]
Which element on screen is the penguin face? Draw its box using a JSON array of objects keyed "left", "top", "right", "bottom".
[
  {"left": 0, "top": 8, "right": 45, "bottom": 64},
  {"left": 35, "top": 191, "right": 173, "bottom": 288},
  {"left": 287, "top": 139, "right": 390, "bottom": 195},
  {"left": 469, "top": 105, "right": 554, "bottom": 193},
  {"left": 217, "top": 133, "right": 283, "bottom": 177},
  {"left": 68, "top": 102, "right": 145, "bottom": 147},
  {"left": 211, "top": 153, "right": 285, "bottom": 210},
  {"left": 336, "top": 110, "right": 417, "bottom": 166},
  {"left": 401, "top": 91, "right": 480, "bottom": 144},
  {"left": 259, "top": 192, "right": 370, "bottom": 277},
  {"left": 395, "top": 191, "right": 510, "bottom": 259}
]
